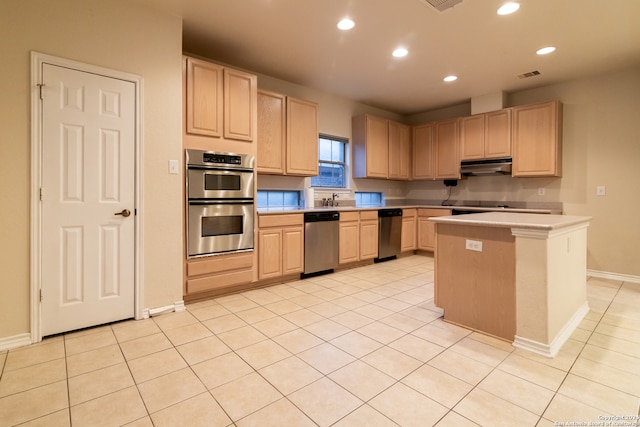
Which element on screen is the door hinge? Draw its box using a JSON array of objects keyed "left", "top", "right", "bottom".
[
  {"left": 37, "top": 83, "right": 45, "bottom": 100},
  {"left": 39, "top": 187, "right": 43, "bottom": 201},
  {"left": 40, "top": 289, "right": 43, "bottom": 302}
]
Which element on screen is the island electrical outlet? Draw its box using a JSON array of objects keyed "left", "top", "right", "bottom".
[{"left": 465, "top": 239, "right": 483, "bottom": 252}]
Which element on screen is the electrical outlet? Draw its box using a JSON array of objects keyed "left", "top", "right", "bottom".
[
  {"left": 441, "top": 189, "right": 448, "bottom": 195},
  {"left": 465, "top": 239, "right": 483, "bottom": 252},
  {"left": 596, "top": 186, "right": 606, "bottom": 196},
  {"left": 538, "top": 187, "right": 545, "bottom": 196}
]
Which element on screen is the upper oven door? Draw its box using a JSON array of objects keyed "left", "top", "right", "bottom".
[{"left": 187, "top": 168, "right": 254, "bottom": 200}]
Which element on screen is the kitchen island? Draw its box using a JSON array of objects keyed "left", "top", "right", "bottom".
[{"left": 430, "top": 212, "right": 591, "bottom": 357}]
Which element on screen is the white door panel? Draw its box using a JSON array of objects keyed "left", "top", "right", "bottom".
[{"left": 41, "top": 64, "right": 135, "bottom": 336}]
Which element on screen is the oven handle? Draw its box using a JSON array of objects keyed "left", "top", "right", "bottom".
[
  {"left": 187, "top": 165, "right": 254, "bottom": 173},
  {"left": 188, "top": 199, "right": 254, "bottom": 205}
]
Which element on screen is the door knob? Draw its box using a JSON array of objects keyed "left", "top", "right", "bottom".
[{"left": 115, "top": 209, "right": 131, "bottom": 217}]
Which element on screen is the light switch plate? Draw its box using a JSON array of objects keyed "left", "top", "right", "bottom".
[
  {"left": 169, "top": 160, "right": 179, "bottom": 174},
  {"left": 596, "top": 186, "right": 606, "bottom": 196}
]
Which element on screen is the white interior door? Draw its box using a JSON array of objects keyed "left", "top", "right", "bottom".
[{"left": 41, "top": 63, "right": 136, "bottom": 336}]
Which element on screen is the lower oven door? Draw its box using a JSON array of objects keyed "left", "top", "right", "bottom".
[{"left": 187, "top": 200, "right": 254, "bottom": 257}]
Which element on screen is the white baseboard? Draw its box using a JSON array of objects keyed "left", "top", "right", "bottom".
[
  {"left": 0, "top": 333, "right": 32, "bottom": 351},
  {"left": 587, "top": 269, "right": 640, "bottom": 284},
  {"left": 142, "top": 300, "right": 186, "bottom": 319},
  {"left": 513, "top": 301, "right": 589, "bottom": 358}
]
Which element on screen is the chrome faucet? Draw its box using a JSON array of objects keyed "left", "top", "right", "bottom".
[{"left": 322, "top": 193, "right": 340, "bottom": 207}]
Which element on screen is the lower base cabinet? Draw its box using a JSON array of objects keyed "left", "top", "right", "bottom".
[
  {"left": 258, "top": 214, "right": 304, "bottom": 280},
  {"left": 418, "top": 209, "right": 451, "bottom": 251},
  {"left": 401, "top": 209, "right": 417, "bottom": 252},
  {"left": 339, "top": 211, "right": 378, "bottom": 264},
  {"left": 185, "top": 252, "right": 254, "bottom": 296}
]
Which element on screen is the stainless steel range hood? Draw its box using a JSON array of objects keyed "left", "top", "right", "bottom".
[{"left": 460, "top": 158, "right": 512, "bottom": 176}]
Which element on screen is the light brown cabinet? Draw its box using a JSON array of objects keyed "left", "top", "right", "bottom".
[
  {"left": 434, "top": 118, "right": 460, "bottom": 179},
  {"left": 401, "top": 209, "right": 417, "bottom": 252},
  {"left": 339, "top": 211, "right": 378, "bottom": 264},
  {"left": 184, "top": 56, "right": 256, "bottom": 143},
  {"left": 512, "top": 100, "right": 562, "bottom": 177},
  {"left": 352, "top": 115, "right": 411, "bottom": 180},
  {"left": 287, "top": 97, "right": 319, "bottom": 176},
  {"left": 339, "top": 212, "right": 360, "bottom": 264},
  {"left": 258, "top": 214, "right": 304, "bottom": 280},
  {"left": 257, "top": 90, "right": 285, "bottom": 173},
  {"left": 388, "top": 121, "right": 411, "bottom": 180},
  {"left": 412, "top": 123, "right": 435, "bottom": 180},
  {"left": 417, "top": 208, "right": 451, "bottom": 251},
  {"left": 460, "top": 109, "right": 511, "bottom": 160},
  {"left": 185, "top": 252, "right": 254, "bottom": 298},
  {"left": 412, "top": 119, "right": 460, "bottom": 180},
  {"left": 359, "top": 211, "right": 379, "bottom": 260},
  {"left": 352, "top": 115, "right": 389, "bottom": 178},
  {"left": 257, "top": 91, "right": 318, "bottom": 176}
]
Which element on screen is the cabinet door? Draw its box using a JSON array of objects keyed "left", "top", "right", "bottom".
[
  {"left": 359, "top": 219, "right": 379, "bottom": 260},
  {"left": 388, "top": 121, "right": 411, "bottom": 180},
  {"left": 223, "top": 68, "right": 256, "bottom": 142},
  {"left": 366, "top": 116, "right": 389, "bottom": 178},
  {"left": 417, "top": 209, "right": 451, "bottom": 251},
  {"left": 412, "top": 123, "right": 434, "bottom": 180},
  {"left": 257, "top": 90, "right": 286, "bottom": 174},
  {"left": 435, "top": 118, "right": 460, "bottom": 179},
  {"left": 258, "top": 229, "right": 282, "bottom": 279},
  {"left": 185, "top": 57, "right": 223, "bottom": 137},
  {"left": 286, "top": 97, "right": 318, "bottom": 176},
  {"left": 283, "top": 226, "right": 304, "bottom": 275},
  {"left": 460, "top": 115, "right": 485, "bottom": 160},
  {"left": 339, "top": 221, "right": 359, "bottom": 264},
  {"left": 512, "top": 101, "right": 562, "bottom": 177},
  {"left": 485, "top": 109, "right": 511, "bottom": 158},
  {"left": 401, "top": 215, "right": 417, "bottom": 252}
]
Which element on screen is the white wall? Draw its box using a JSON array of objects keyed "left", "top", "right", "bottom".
[{"left": 0, "top": 0, "right": 183, "bottom": 340}]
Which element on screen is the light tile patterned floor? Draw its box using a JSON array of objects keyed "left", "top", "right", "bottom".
[{"left": 1, "top": 255, "right": 639, "bottom": 426}]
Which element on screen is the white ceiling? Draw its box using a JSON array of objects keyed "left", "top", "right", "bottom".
[{"left": 138, "top": 0, "right": 640, "bottom": 115}]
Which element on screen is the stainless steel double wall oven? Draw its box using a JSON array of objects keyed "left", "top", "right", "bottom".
[{"left": 186, "top": 149, "right": 255, "bottom": 257}]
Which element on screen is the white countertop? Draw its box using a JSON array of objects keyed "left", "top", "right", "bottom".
[{"left": 429, "top": 212, "right": 591, "bottom": 230}]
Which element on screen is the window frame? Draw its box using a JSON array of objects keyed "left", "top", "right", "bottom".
[{"left": 311, "top": 134, "right": 349, "bottom": 189}]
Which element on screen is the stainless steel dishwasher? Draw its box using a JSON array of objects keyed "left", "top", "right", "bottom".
[
  {"left": 377, "top": 208, "right": 403, "bottom": 261},
  {"left": 303, "top": 211, "right": 340, "bottom": 276}
]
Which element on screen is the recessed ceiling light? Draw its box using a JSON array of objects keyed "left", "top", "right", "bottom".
[
  {"left": 497, "top": 2, "right": 520, "bottom": 15},
  {"left": 337, "top": 18, "right": 355, "bottom": 30},
  {"left": 536, "top": 46, "right": 556, "bottom": 55},
  {"left": 392, "top": 47, "right": 408, "bottom": 58},
  {"left": 443, "top": 75, "right": 458, "bottom": 82}
]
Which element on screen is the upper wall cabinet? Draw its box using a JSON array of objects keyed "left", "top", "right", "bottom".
[
  {"left": 512, "top": 101, "right": 563, "bottom": 177},
  {"left": 184, "top": 56, "right": 257, "bottom": 143},
  {"left": 257, "top": 90, "right": 318, "bottom": 176},
  {"left": 352, "top": 115, "right": 389, "bottom": 179},
  {"left": 412, "top": 119, "right": 460, "bottom": 180},
  {"left": 412, "top": 123, "right": 434, "bottom": 180},
  {"left": 352, "top": 114, "right": 411, "bottom": 180},
  {"left": 434, "top": 118, "right": 460, "bottom": 179},
  {"left": 287, "top": 97, "right": 319, "bottom": 176},
  {"left": 388, "top": 121, "right": 411, "bottom": 180},
  {"left": 460, "top": 109, "right": 512, "bottom": 160}
]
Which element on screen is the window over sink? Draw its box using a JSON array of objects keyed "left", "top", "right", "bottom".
[{"left": 311, "top": 134, "right": 347, "bottom": 188}]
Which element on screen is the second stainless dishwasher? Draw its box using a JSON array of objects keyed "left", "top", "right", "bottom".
[
  {"left": 377, "top": 208, "right": 403, "bottom": 261},
  {"left": 303, "top": 211, "right": 340, "bottom": 276}
]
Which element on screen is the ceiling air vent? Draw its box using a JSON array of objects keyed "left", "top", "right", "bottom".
[
  {"left": 418, "top": 0, "right": 463, "bottom": 12},
  {"left": 517, "top": 70, "right": 541, "bottom": 79}
]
